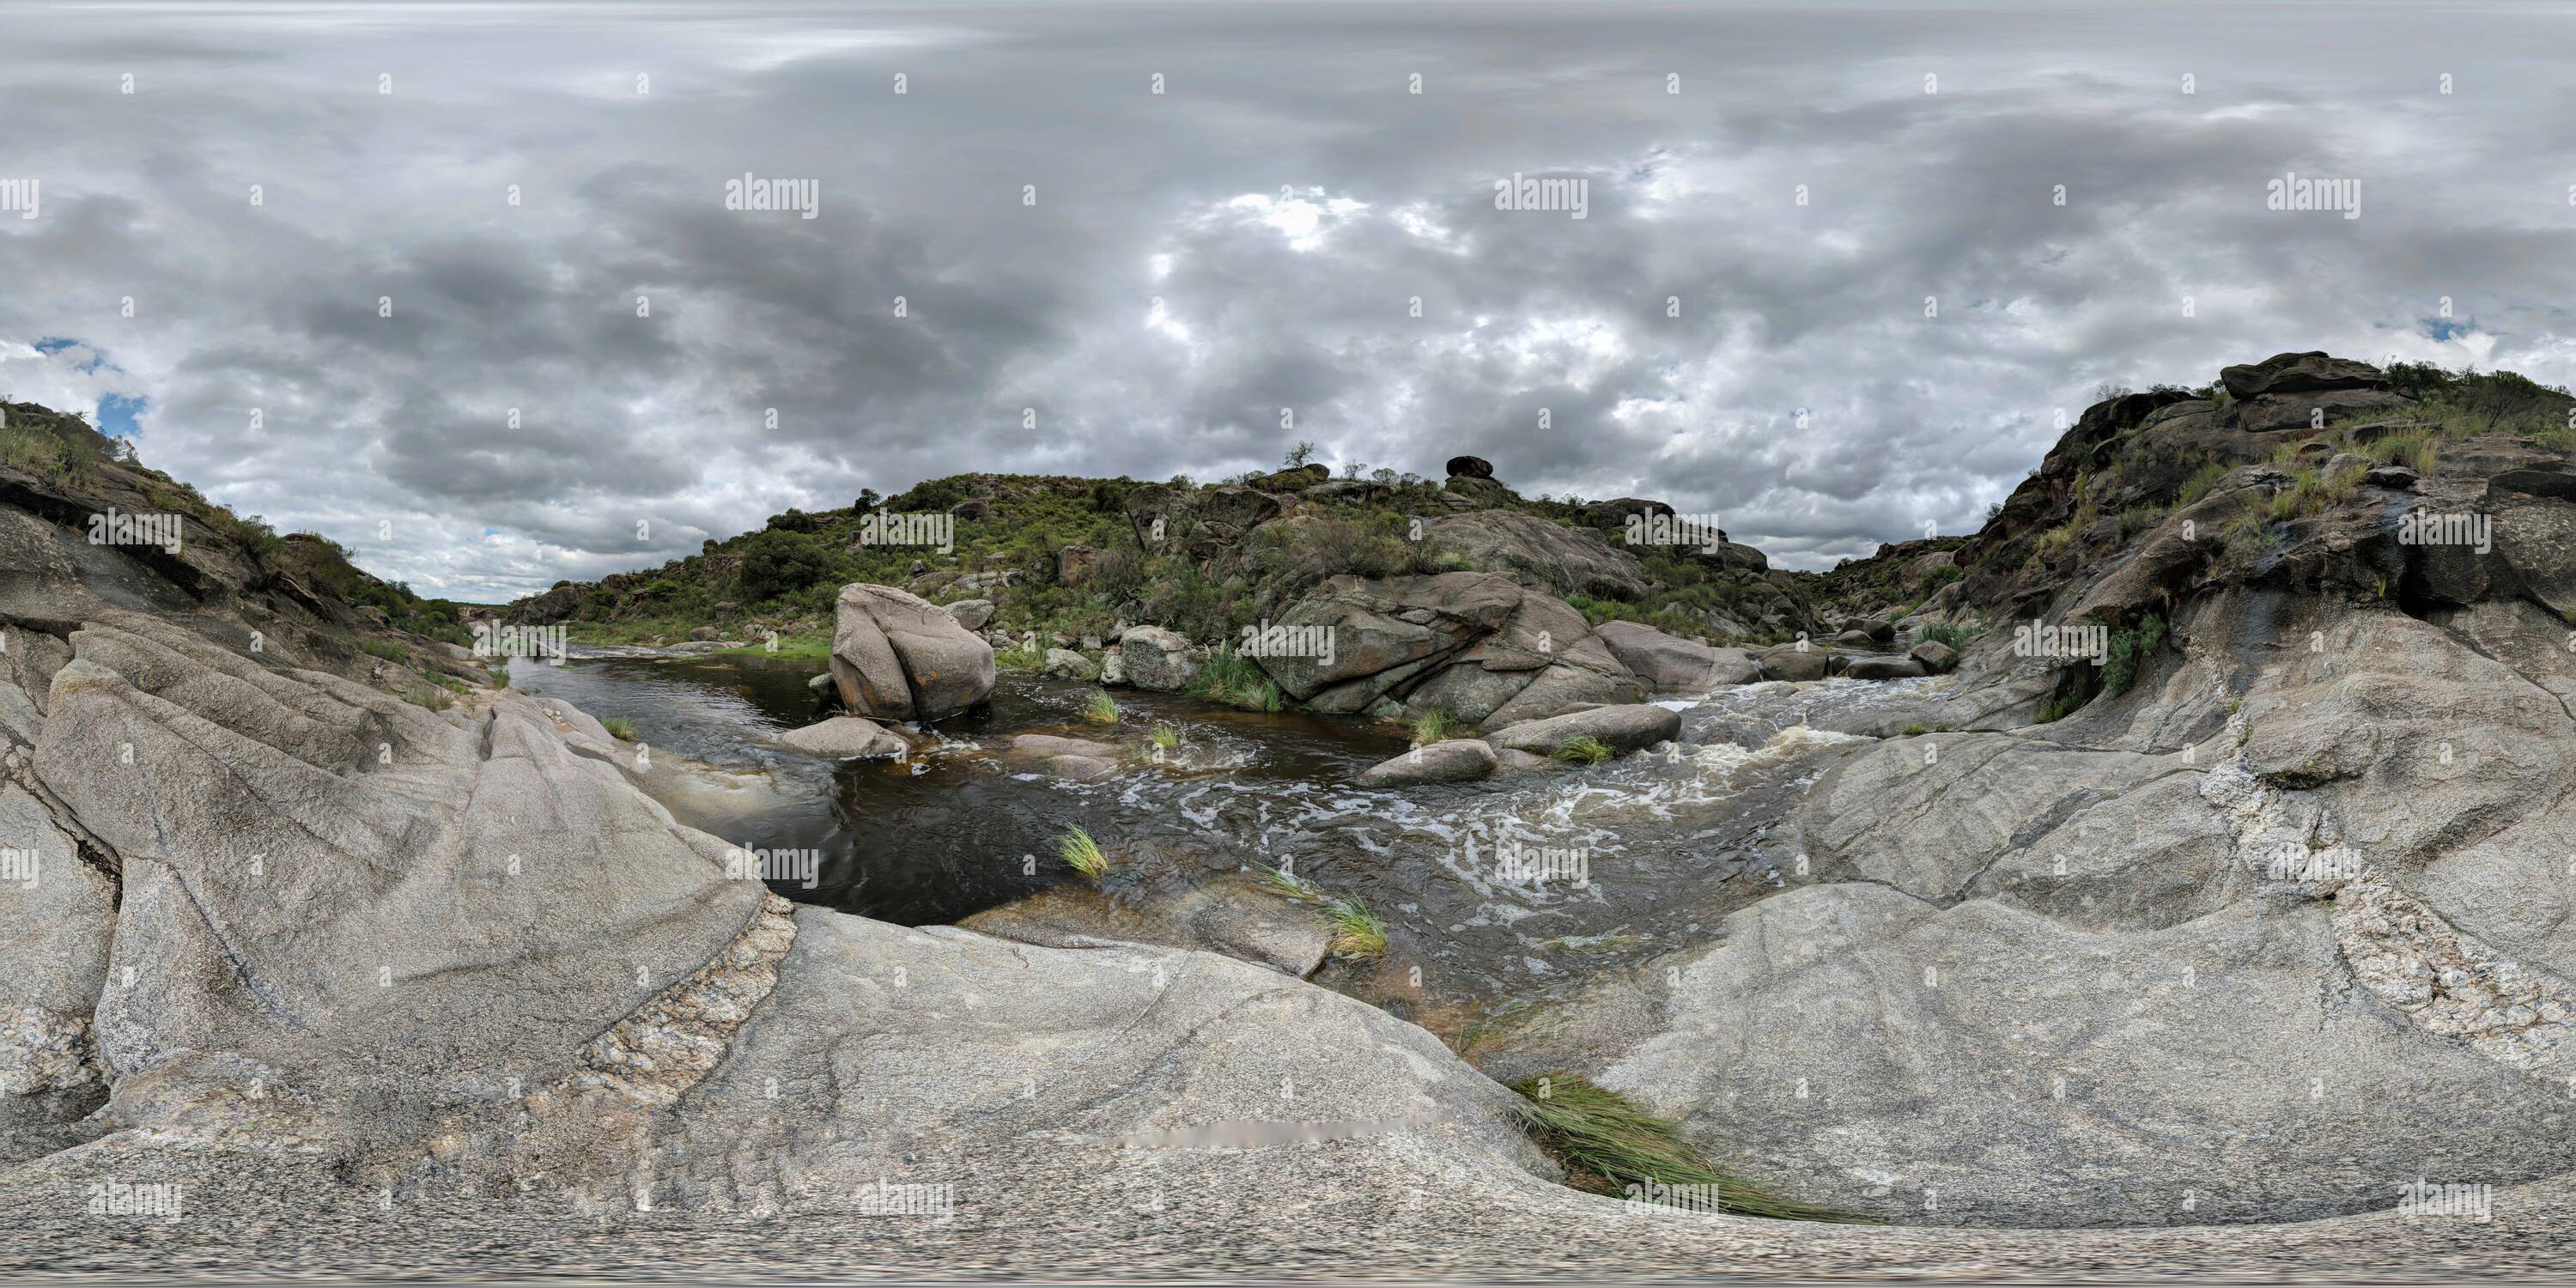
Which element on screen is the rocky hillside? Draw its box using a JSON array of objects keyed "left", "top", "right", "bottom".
[{"left": 506, "top": 455, "right": 1826, "bottom": 656}]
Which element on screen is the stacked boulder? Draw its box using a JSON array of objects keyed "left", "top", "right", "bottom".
[
  {"left": 1246, "top": 571, "right": 1642, "bottom": 727},
  {"left": 824, "top": 584, "right": 995, "bottom": 722}
]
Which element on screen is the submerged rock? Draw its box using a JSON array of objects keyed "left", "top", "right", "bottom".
[{"left": 775, "top": 715, "right": 910, "bottom": 759}]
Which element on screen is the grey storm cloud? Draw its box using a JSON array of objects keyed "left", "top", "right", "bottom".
[{"left": 2, "top": 0, "right": 2573, "bottom": 599}]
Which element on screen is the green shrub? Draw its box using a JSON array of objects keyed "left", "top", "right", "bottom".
[{"left": 2099, "top": 614, "right": 2166, "bottom": 698}]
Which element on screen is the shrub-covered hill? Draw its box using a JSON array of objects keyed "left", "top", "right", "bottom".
[
  {"left": 1801, "top": 355, "right": 2576, "bottom": 634},
  {"left": 507, "top": 463, "right": 1829, "bottom": 652},
  {"left": 0, "top": 398, "right": 489, "bottom": 695}
]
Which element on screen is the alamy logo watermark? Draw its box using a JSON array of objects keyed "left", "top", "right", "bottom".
[
  {"left": 0, "top": 177, "right": 35, "bottom": 220},
  {"left": 2267, "top": 171, "right": 2360, "bottom": 220},
  {"left": 2398, "top": 510, "right": 2491, "bottom": 555},
  {"left": 1623, "top": 512, "right": 1726, "bottom": 554},
  {"left": 1625, "top": 1180, "right": 1729, "bottom": 1214},
  {"left": 2012, "top": 618, "right": 2107, "bottom": 665},
  {"left": 473, "top": 622, "right": 568, "bottom": 665},
  {"left": 88, "top": 1179, "right": 184, "bottom": 1222},
  {"left": 1493, "top": 172, "right": 1587, "bottom": 220},
  {"left": 1239, "top": 619, "right": 1335, "bottom": 667},
  {"left": 0, "top": 847, "right": 38, "bottom": 890},
  {"left": 725, "top": 844, "right": 821, "bottom": 889},
  {"left": 724, "top": 172, "right": 818, "bottom": 219},
  {"left": 857, "top": 509, "right": 954, "bottom": 554},
  {"left": 1495, "top": 836, "right": 1589, "bottom": 887},
  {"left": 88, "top": 507, "right": 184, "bottom": 554},
  {"left": 2397, "top": 1178, "right": 2492, "bottom": 1222},
  {"left": 2260, "top": 841, "right": 2364, "bottom": 882},
  {"left": 854, "top": 1177, "right": 954, "bottom": 1218}
]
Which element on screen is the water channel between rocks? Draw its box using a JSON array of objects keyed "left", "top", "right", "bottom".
[{"left": 509, "top": 647, "right": 1949, "bottom": 1045}]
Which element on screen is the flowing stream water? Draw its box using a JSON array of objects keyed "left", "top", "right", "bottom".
[{"left": 509, "top": 647, "right": 1947, "bottom": 1048}]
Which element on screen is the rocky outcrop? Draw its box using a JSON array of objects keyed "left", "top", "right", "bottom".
[
  {"left": 828, "top": 583, "right": 996, "bottom": 722},
  {"left": 1244, "top": 572, "right": 1642, "bottom": 726},
  {"left": 1125, "top": 483, "right": 1281, "bottom": 560},
  {"left": 1424, "top": 511, "right": 1648, "bottom": 601}
]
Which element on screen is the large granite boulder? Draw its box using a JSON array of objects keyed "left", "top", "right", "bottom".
[
  {"left": 1483, "top": 703, "right": 1680, "bottom": 756},
  {"left": 1246, "top": 572, "right": 1641, "bottom": 726},
  {"left": 828, "top": 583, "right": 996, "bottom": 722},
  {"left": 1591, "top": 621, "right": 1758, "bottom": 689},
  {"left": 775, "top": 715, "right": 911, "bottom": 759},
  {"left": 2219, "top": 351, "right": 2391, "bottom": 400},
  {"left": 1424, "top": 511, "right": 1648, "bottom": 601},
  {"left": 1357, "top": 738, "right": 1502, "bottom": 788},
  {"left": 1115, "top": 626, "right": 1197, "bottom": 691}
]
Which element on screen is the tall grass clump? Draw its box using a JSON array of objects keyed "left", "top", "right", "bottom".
[
  {"left": 1506, "top": 1073, "right": 1863, "bottom": 1222},
  {"left": 1058, "top": 828, "right": 1110, "bottom": 882}
]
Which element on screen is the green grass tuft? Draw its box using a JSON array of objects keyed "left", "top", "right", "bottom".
[
  {"left": 1079, "top": 688, "right": 1121, "bottom": 725},
  {"left": 601, "top": 715, "right": 636, "bottom": 740},
  {"left": 1188, "top": 645, "right": 1284, "bottom": 712},
  {"left": 1507, "top": 1073, "right": 1864, "bottom": 1221},
  {"left": 1409, "top": 706, "right": 1462, "bottom": 746},
  {"left": 1058, "top": 828, "right": 1109, "bottom": 882},
  {"left": 2099, "top": 613, "right": 2167, "bottom": 699},
  {"left": 1327, "top": 896, "right": 1386, "bottom": 959},
  {"left": 360, "top": 639, "right": 408, "bottom": 663},
  {"left": 1148, "top": 722, "right": 1184, "bottom": 751},
  {"left": 1552, "top": 735, "right": 1615, "bottom": 765},
  {"left": 403, "top": 683, "right": 453, "bottom": 713}
]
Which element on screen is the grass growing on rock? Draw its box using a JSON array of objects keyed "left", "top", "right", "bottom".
[
  {"left": 360, "top": 639, "right": 408, "bottom": 663},
  {"left": 1148, "top": 722, "right": 1184, "bottom": 751},
  {"left": 1409, "top": 706, "right": 1463, "bottom": 746},
  {"left": 1507, "top": 1073, "right": 1863, "bottom": 1222},
  {"left": 404, "top": 683, "right": 453, "bottom": 712},
  {"left": 1079, "top": 689, "right": 1120, "bottom": 725},
  {"left": 1552, "top": 735, "right": 1615, "bottom": 765},
  {"left": 1058, "top": 828, "right": 1110, "bottom": 882},
  {"left": 601, "top": 715, "right": 636, "bottom": 740},
  {"left": 1327, "top": 897, "right": 1387, "bottom": 959}
]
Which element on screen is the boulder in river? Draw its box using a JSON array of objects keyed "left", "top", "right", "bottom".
[
  {"left": 1357, "top": 738, "right": 1502, "bottom": 788},
  {"left": 775, "top": 715, "right": 911, "bottom": 759},
  {"left": 1909, "top": 640, "right": 1960, "bottom": 673},
  {"left": 1483, "top": 703, "right": 1680, "bottom": 757},
  {"left": 1757, "top": 642, "right": 1831, "bottom": 681},
  {"left": 828, "top": 582, "right": 996, "bottom": 722},
  {"left": 1843, "top": 656, "right": 1929, "bottom": 681},
  {"left": 1590, "top": 621, "right": 1759, "bottom": 689},
  {"left": 1042, "top": 647, "right": 1097, "bottom": 679},
  {"left": 1247, "top": 571, "right": 1642, "bottom": 728}
]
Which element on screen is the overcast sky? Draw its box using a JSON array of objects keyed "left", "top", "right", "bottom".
[{"left": 3, "top": 0, "right": 2573, "bottom": 602}]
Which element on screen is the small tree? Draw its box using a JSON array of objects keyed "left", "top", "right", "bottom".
[{"left": 1282, "top": 440, "right": 1318, "bottom": 470}]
